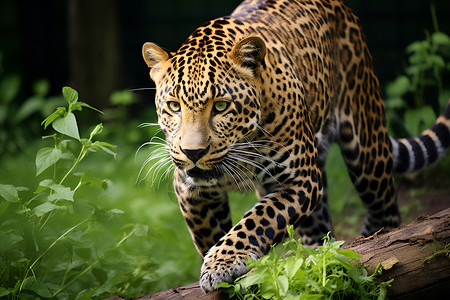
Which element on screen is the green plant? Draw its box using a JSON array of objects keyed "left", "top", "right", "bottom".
[
  {"left": 0, "top": 87, "right": 155, "bottom": 299},
  {"left": 385, "top": 6, "right": 450, "bottom": 137},
  {"left": 218, "top": 226, "right": 392, "bottom": 300},
  {"left": 0, "top": 63, "right": 66, "bottom": 157},
  {"left": 422, "top": 239, "right": 450, "bottom": 263}
]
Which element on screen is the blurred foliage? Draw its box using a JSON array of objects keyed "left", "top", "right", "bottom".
[
  {"left": 0, "top": 56, "right": 66, "bottom": 157},
  {"left": 0, "top": 87, "right": 200, "bottom": 299},
  {"left": 385, "top": 9, "right": 450, "bottom": 137}
]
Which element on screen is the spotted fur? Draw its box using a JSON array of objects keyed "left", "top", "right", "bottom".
[{"left": 142, "top": 0, "right": 450, "bottom": 292}]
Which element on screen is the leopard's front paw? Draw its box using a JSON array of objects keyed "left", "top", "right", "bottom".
[{"left": 199, "top": 246, "right": 259, "bottom": 293}]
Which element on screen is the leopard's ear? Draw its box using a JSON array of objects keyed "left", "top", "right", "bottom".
[
  {"left": 230, "top": 36, "right": 266, "bottom": 77},
  {"left": 142, "top": 42, "right": 171, "bottom": 82}
]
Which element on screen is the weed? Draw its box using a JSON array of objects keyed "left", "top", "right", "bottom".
[
  {"left": 422, "top": 239, "right": 450, "bottom": 262},
  {"left": 218, "top": 226, "right": 392, "bottom": 300},
  {"left": 385, "top": 6, "right": 450, "bottom": 137},
  {"left": 0, "top": 87, "right": 154, "bottom": 299}
]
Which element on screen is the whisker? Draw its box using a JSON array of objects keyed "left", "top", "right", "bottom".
[
  {"left": 135, "top": 140, "right": 170, "bottom": 162},
  {"left": 220, "top": 162, "right": 240, "bottom": 191},
  {"left": 152, "top": 158, "right": 174, "bottom": 187},
  {"left": 232, "top": 140, "right": 284, "bottom": 153},
  {"left": 222, "top": 161, "right": 248, "bottom": 192},
  {"left": 128, "top": 87, "right": 157, "bottom": 92},
  {"left": 136, "top": 132, "right": 173, "bottom": 186},
  {"left": 161, "top": 163, "right": 176, "bottom": 182},
  {"left": 230, "top": 148, "right": 283, "bottom": 166},
  {"left": 228, "top": 153, "right": 281, "bottom": 186},
  {"left": 138, "top": 122, "right": 160, "bottom": 128},
  {"left": 138, "top": 155, "right": 172, "bottom": 186},
  {"left": 253, "top": 122, "right": 273, "bottom": 137},
  {"left": 150, "top": 136, "right": 169, "bottom": 144},
  {"left": 230, "top": 163, "right": 254, "bottom": 192},
  {"left": 226, "top": 158, "right": 257, "bottom": 191}
]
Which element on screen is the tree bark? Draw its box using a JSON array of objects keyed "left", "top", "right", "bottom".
[
  {"left": 346, "top": 207, "right": 450, "bottom": 299},
  {"left": 69, "top": 0, "right": 122, "bottom": 109},
  {"left": 106, "top": 208, "right": 450, "bottom": 300}
]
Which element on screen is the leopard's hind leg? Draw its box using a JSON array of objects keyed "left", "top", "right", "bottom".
[{"left": 337, "top": 97, "right": 400, "bottom": 236}]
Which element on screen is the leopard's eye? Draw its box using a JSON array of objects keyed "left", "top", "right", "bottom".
[
  {"left": 167, "top": 101, "right": 181, "bottom": 113},
  {"left": 213, "top": 101, "right": 230, "bottom": 113}
]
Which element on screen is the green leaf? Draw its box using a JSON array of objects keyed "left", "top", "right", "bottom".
[
  {"left": 431, "top": 32, "right": 450, "bottom": 47},
  {"left": 21, "top": 276, "right": 53, "bottom": 298},
  {"left": 15, "top": 96, "right": 44, "bottom": 124},
  {"left": 239, "top": 266, "right": 270, "bottom": 288},
  {"left": 285, "top": 294, "right": 302, "bottom": 300},
  {"left": 406, "top": 40, "right": 429, "bottom": 55},
  {"left": 33, "top": 79, "right": 50, "bottom": 97},
  {"left": 385, "top": 97, "right": 406, "bottom": 110},
  {"left": 0, "top": 200, "right": 10, "bottom": 217},
  {"left": 216, "top": 282, "right": 233, "bottom": 289},
  {"left": 0, "top": 287, "right": 11, "bottom": 297},
  {"left": 93, "top": 141, "right": 117, "bottom": 158},
  {"left": 110, "top": 90, "right": 135, "bottom": 106},
  {"left": 36, "top": 147, "right": 62, "bottom": 175},
  {"left": 61, "top": 150, "right": 76, "bottom": 161},
  {"left": 277, "top": 275, "right": 289, "bottom": 296},
  {"left": 0, "top": 75, "right": 21, "bottom": 104},
  {"left": 0, "top": 184, "right": 20, "bottom": 203},
  {"left": 260, "top": 280, "right": 277, "bottom": 299},
  {"left": 133, "top": 223, "right": 149, "bottom": 237},
  {"left": 79, "top": 102, "right": 103, "bottom": 114},
  {"left": 63, "top": 86, "right": 79, "bottom": 105},
  {"left": 75, "top": 288, "right": 99, "bottom": 300},
  {"left": 427, "top": 54, "right": 445, "bottom": 69},
  {"left": 33, "top": 202, "right": 58, "bottom": 217},
  {"left": 93, "top": 268, "right": 108, "bottom": 285},
  {"left": 404, "top": 106, "right": 437, "bottom": 136},
  {"left": 285, "top": 256, "right": 304, "bottom": 279},
  {"left": 90, "top": 123, "right": 104, "bottom": 139},
  {"left": 35, "top": 179, "right": 54, "bottom": 193},
  {"left": 76, "top": 173, "right": 110, "bottom": 190},
  {"left": 107, "top": 208, "right": 124, "bottom": 215},
  {"left": 37, "top": 180, "right": 74, "bottom": 202},
  {"left": 338, "top": 249, "right": 361, "bottom": 260},
  {"left": 48, "top": 186, "right": 74, "bottom": 202},
  {"left": 386, "top": 75, "right": 410, "bottom": 97},
  {"left": 52, "top": 112, "right": 80, "bottom": 140},
  {"left": 75, "top": 247, "right": 92, "bottom": 260},
  {"left": 299, "top": 294, "right": 324, "bottom": 300},
  {"left": 70, "top": 102, "right": 103, "bottom": 114},
  {"left": 41, "top": 107, "right": 66, "bottom": 129}
]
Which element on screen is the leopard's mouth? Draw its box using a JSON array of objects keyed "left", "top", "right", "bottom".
[{"left": 185, "top": 166, "right": 224, "bottom": 181}]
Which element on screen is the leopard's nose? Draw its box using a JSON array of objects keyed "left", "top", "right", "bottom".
[{"left": 180, "top": 145, "right": 210, "bottom": 163}]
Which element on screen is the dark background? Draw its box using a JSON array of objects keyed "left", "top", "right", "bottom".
[{"left": 1, "top": 0, "right": 450, "bottom": 110}]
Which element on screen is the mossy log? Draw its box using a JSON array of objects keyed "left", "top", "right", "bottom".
[{"left": 106, "top": 207, "right": 450, "bottom": 300}]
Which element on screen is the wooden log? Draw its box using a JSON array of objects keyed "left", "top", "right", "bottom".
[
  {"left": 106, "top": 282, "right": 225, "bottom": 300},
  {"left": 346, "top": 207, "right": 450, "bottom": 299},
  {"left": 106, "top": 208, "right": 450, "bottom": 300}
]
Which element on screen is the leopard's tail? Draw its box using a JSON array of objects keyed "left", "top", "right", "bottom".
[{"left": 390, "top": 99, "right": 450, "bottom": 173}]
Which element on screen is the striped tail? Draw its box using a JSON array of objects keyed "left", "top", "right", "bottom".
[{"left": 390, "top": 100, "right": 450, "bottom": 173}]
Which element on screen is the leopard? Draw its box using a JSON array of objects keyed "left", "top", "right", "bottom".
[{"left": 141, "top": 0, "right": 450, "bottom": 292}]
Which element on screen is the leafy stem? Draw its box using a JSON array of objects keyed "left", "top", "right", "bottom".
[
  {"left": 53, "top": 226, "right": 136, "bottom": 296},
  {"left": 58, "top": 142, "right": 87, "bottom": 186},
  {"left": 17, "top": 219, "right": 90, "bottom": 298}
]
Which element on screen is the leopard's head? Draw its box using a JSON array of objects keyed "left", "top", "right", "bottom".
[{"left": 143, "top": 23, "right": 266, "bottom": 185}]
